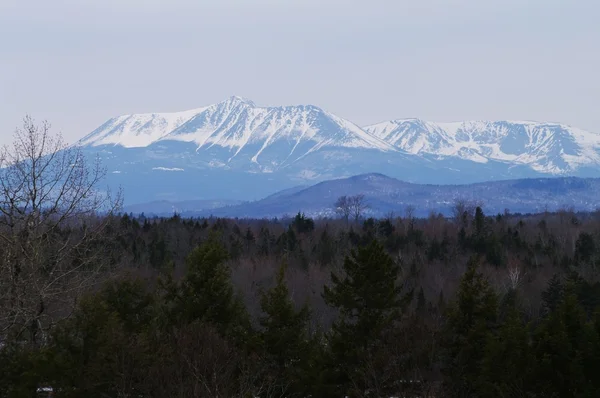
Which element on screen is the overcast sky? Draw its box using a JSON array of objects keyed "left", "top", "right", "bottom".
[{"left": 1, "top": 0, "right": 598, "bottom": 146}]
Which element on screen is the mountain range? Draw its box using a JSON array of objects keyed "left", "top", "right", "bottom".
[
  {"left": 79, "top": 96, "right": 600, "bottom": 205},
  {"left": 125, "top": 173, "right": 600, "bottom": 219}
]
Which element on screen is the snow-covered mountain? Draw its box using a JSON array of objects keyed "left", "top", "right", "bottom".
[
  {"left": 79, "top": 107, "right": 205, "bottom": 148},
  {"left": 77, "top": 97, "right": 600, "bottom": 205},
  {"left": 81, "top": 96, "right": 395, "bottom": 171},
  {"left": 365, "top": 119, "right": 600, "bottom": 174}
]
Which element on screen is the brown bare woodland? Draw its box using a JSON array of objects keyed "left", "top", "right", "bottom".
[{"left": 0, "top": 116, "right": 122, "bottom": 346}]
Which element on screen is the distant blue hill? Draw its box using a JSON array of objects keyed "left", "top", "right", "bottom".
[{"left": 125, "top": 173, "right": 600, "bottom": 218}]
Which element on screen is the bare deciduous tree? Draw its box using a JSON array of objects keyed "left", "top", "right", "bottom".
[
  {"left": 335, "top": 195, "right": 351, "bottom": 222},
  {"left": 0, "top": 116, "right": 122, "bottom": 346},
  {"left": 404, "top": 205, "right": 416, "bottom": 221},
  {"left": 451, "top": 198, "right": 482, "bottom": 227},
  {"left": 334, "top": 194, "right": 369, "bottom": 223},
  {"left": 350, "top": 194, "right": 369, "bottom": 222}
]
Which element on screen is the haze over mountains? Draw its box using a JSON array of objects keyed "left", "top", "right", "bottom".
[
  {"left": 78, "top": 96, "right": 600, "bottom": 208},
  {"left": 124, "top": 174, "right": 600, "bottom": 219}
]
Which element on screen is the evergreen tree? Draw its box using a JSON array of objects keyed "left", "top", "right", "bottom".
[
  {"left": 575, "top": 232, "right": 596, "bottom": 264},
  {"left": 259, "top": 263, "right": 311, "bottom": 396},
  {"left": 257, "top": 226, "right": 273, "bottom": 256},
  {"left": 162, "top": 235, "right": 250, "bottom": 341},
  {"left": 474, "top": 206, "right": 486, "bottom": 237},
  {"left": 479, "top": 294, "right": 532, "bottom": 397},
  {"left": 244, "top": 227, "right": 255, "bottom": 250},
  {"left": 323, "top": 240, "right": 412, "bottom": 396},
  {"left": 316, "top": 227, "right": 336, "bottom": 266},
  {"left": 542, "top": 273, "right": 564, "bottom": 316},
  {"left": 292, "top": 212, "right": 315, "bottom": 234},
  {"left": 40, "top": 279, "right": 156, "bottom": 398},
  {"left": 442, "top": 257, "right": 498, "bottom": 396},
  {"left": 532, "top": 282, "right": 600, "bottom": 397}
]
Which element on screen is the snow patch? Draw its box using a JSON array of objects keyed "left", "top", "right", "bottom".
[{"left": 152, "top": 167, "right": 184, "bottom": 172}]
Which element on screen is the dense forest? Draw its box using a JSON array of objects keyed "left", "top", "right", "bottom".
[{"left": 2, "top": 120, "right": 600, "bottom": 397}]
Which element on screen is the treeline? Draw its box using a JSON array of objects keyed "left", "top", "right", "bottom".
[{"left": 2, "top": 207, "right": 600, "bottom": 397}]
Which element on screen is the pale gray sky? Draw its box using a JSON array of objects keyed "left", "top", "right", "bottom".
[{"left": 1, "top": 0, "right": 598, "bottom": 146}]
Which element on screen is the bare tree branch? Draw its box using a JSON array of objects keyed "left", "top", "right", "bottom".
[{"left": 0, "top": 116, "right": 123, "bottom": 347}]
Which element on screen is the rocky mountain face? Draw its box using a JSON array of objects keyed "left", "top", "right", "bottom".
[
  {"left": 78, "top": 97, "right": 600, "bottom": 205},
  {"left": 365, "top": 119, "right": 600, "bottom": 174}
]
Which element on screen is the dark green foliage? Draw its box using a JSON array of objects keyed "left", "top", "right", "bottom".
[
  {"left": 442, "top": 257, "right": 498, "bottom": 396},
  {"left": 532, "top": 283, "right": 600, "bottom": 397},
  {"left": 148, "top": 235, "right": 169, "bottom": 269},
  {"left": 162, "top": 235, "right": 250, "bottom": 340},
  {"left": 323, "top": 240, "right": 412, "bottom": 396},
  {"left": 542, "top": 272, "right": 600, "bottom": 318},
  {"left": 0, "top": 344, "right": 52, "bottom": 398},
  {"left": 39, "top": 279, "right": 156, "bottom": 397},
  {"left": 292, "top": 212, "right": 315, "bottom": 234},
  {"left": 259, "top": 263, "right": 311, "bottom": 396},
  {"left": 316, "top": 227, "right": 336, "bottom": 266},
  {"left": 542, "top": 274, "right": 565, "bottom": 315},
  {"left": 277, "top": 227, "right": 298, "bottom": 254},
  {"left": 479, "top": 297, "right": 532, "bottom": 397},
  {"left": 377, "top": 218, "right": 395, "bottom": 237},
  {"left": 244, "top": 227, "right": 255, "bottom": 250},
  {"left": 257, "top": 225, "right": 273, "bottom": 255},
  {"left": 575, "top": 232, "right": 596, "bottom": 264},
  {"left": 6, "top": 211, "right": 600, "bottom": 396}
]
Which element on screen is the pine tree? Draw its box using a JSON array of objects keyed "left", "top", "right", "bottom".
[
  {"left": 323, "top": 239, "right": 412, "bottom": 396},
  {"left": 474, "top": 206, "right": 486, "bottom": 237},
  {"left": 41, "top": 279, "right": 156, "bottom": 397},
  {"left": 442, "top": 257, "right": 498, "bottom": 396},
  {"left": 479, "top": 294, "right": 532, "bottom": 397},
  {"left": 316, "top": 227, "right": 336, "bottom": 266},
  {"left": 292, "top": 212, "right": 315, "bottom": 234},
  {"left": 259, "top": 263, "right": 311, "bottom": 396},
  {"left": 244, "top": 227, "right": 255, "bottom": 250},
  {"left": 164, "top": 235, "right": 250, "bottom": 341},
  {"left": 541, "top": 273, "right": 563, "bottom": 315},
  {"left": 532, "top": 281, "right": 600, "bottom": 396}
]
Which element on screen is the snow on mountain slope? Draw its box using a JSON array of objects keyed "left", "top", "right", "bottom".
[
  {"left": 75, "top": 99, "right": 600, "bottom": 205},
  {"left": 365, "top": 119, "right": 600, "bottom": 173},
  {"left": 78, "top": 97, "right": 600, "bottom": 204},
  {"left": 165, "top": 97, "right": 394, "bottom": 164},
  {"left": 171, "top": 97, "right": 393, "bottom": 154},
  {"left": 80, "top": 96, "right": 396, "bottom": 165},
  {"left": 81, "top": 98, "right": 600, "bottom": 176},
  {"left": 78, "top": 107, "right": 207, "bottom": 148}
]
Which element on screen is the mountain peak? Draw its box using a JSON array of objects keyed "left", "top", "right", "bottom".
[
  {"left": 221, "top": 95, "right": 256, "bottom": 107},
  {"left": 78, "top": 99, "right": 600, "bottom": 181},
  {"left": 365, "top": 119, "right": 600, "bottom": 173}
]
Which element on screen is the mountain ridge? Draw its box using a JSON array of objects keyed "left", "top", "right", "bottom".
[
  {"left": 364, "top": 119, "right": 600, "bottom": 173},
  {"left": 76, "top": 97, "right": 600, "bottom": 204},
  {"left": 80, "top": 97, "right": 600, "bottom": 175},
  {"left": 80, "top": 96, "right": 395, "bottom": 153}
]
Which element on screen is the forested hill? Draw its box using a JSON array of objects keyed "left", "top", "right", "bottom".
[
  {"left": 127, "top": 173, "right": 600, "bottom": 218},
  {"left": 4, "top": 206, "right": 600, "bottom": 396}
]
